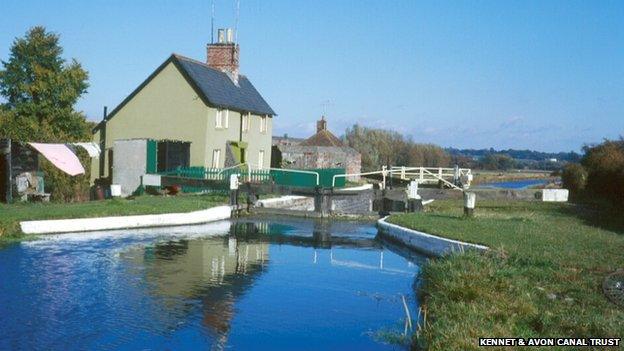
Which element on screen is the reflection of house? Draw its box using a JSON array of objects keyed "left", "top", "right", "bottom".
[
  {"left": 121, "top": 231, "right": 269, "bottom": 342},
  {"left": 271, "top": 117, "right": 361, "bottom": 179},
  {"left": 91, "top": 28, "right": 275, "bottom": 185}
]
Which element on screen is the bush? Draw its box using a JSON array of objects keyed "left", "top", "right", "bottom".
[
  {"left": 581, "top": 138, "right": 624, "bottom": 204},
  {"left": 561, "top": 163, "right": 587, "bottom": 195},
  {"left": 41, "top": 148, "right": 91, "bottom": 202}
]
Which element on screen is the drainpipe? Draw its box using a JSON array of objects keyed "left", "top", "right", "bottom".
[{"left": 99, "top": 106, "right": 107, "bottom": 178}]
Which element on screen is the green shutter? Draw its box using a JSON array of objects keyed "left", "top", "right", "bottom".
[{"left": 146, "top": 139, "right": 157, "bottom": 173}]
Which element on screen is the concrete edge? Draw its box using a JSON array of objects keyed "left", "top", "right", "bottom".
[
  {"left": 339, "top": 184, "right": 374, "bottom": 191},
  {"left": 19, "top": 205, "right": 233, "bottom": 235},
  {"left": 256, "top": 195, "right": 309, "bottom": 207},
  {"left": 376, "top": 216, "right": 489, "bottom": 257}
]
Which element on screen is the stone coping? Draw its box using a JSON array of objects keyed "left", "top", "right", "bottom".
[
  {"left": 20, "top": 205, "right": 232, "bottom": 235},
  {"left": 377, "top": 216, "right": 489, "bottom": 257}
]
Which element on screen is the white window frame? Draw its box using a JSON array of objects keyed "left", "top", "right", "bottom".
[
  {"left": 260, "top": 115, "right": 268, "bottom": 133},
  {"left": 215, "top": 109, "right": 229, "bottom": 129},
  {"left": 258, "top": 150, "right": 265, "bottom": 170},
  {"left": 212, "top": 149, "right": 221, "bottom": 168},
  {"left": 242, "top": 113, "right": 250, "bottom": 132}
]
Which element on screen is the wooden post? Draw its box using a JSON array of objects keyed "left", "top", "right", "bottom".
[
  {"left": 0, "top": 139, "right": 11, "bottom": 203},
  {"left": 463, "top": 192, "right": 476, "bottom": 217}
]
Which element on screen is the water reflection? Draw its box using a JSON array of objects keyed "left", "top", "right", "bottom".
[
  {"left": 118, "top": 217, "right": 423, "bottom": 349},
  {"left": 2, "top": 217, "right": 422, "bottom": 350}
]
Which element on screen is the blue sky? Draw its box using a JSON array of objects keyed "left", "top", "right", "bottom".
[{"left": 1, "top": 0, "right": 622, "bottom": 152}]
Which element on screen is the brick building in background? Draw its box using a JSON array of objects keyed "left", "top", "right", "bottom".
[{"left": 272, "top": 117, "right": 361, "bottom": 180}]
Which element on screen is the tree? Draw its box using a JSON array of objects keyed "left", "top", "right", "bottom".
[
  {"left": 0, "top": 26, "right": 90, "bottom": 142},
  {"left": 480, "top": 153, "right": 517, "bottom": 170},
  {"left": 343, "top": 124, "right": 451, "bottom": 171},
  {"left": 581, "top": 138, "right": 624, "bottom": 203},
  {"left": 0, "top": 27, "right": 92, "bottom": 202}
]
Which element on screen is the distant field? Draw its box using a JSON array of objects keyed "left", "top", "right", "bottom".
[
  {"left": 472, "top": 170, "right": 554, "bottom": 185},
  {"left": 0, "top": 194, "right": 228, "bottom": 240},
  {"left": 389, "top": 200, "right": 624, "bottom": 350}
]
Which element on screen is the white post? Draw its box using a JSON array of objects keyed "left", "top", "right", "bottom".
[
  {"left": 463, "top": 192, "right": 476, "bottom": 217},
  {"left": 382, "top": 165, "right": 387, "bottom": 190}
]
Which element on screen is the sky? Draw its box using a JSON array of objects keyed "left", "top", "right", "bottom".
[{"left": 0, "top": 0, "right": 622, "bottom": 152}]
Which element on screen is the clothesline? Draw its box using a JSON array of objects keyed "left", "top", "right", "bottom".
[{"left": 27, "top": 142, "right": 100, "bottom": 177}]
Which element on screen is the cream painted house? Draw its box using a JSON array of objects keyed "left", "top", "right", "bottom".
[{"left": 91, "top": 33, "right": 275, "bottom": 184}]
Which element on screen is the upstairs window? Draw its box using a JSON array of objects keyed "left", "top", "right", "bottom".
[
  {"left": 242, "top": 113, "right": 250, "bottom": 132},
  {"left": 260, "top": 115, "right": 268, "bottom": 133},
  {"left": 216, "top": 109, "right": 229, "bottom": 129}
]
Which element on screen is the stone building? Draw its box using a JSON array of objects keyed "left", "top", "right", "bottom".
[{"left": 271, "top": 117, "right": 361, "bottom": 179}]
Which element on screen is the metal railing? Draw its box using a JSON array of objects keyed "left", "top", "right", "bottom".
[
  {"left": 332, "top": 166, "right": 472, "bottom": 190},
  {"left": 229, "top": 162, "right": 321, "bottom": 186}
]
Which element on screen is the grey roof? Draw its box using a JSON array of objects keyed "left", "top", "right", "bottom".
[
  {"left": 174, "top": 55, "right": 276, "bottom": 116},
  {"left": 276, "top": 144, "right": 360, "bottom": 156},
  {"left": 94, "top": 54, "right": 275, "bottom": 132}
]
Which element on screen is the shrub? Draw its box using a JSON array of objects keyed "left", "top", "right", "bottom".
[
  {"left": 581, "top": 138, "right": 624, "bottom": 204},
  {"left": 561, "top": 163, "right": 587, "bottom": 195},
  {"left": 41, "top": 148, "right": 91, "bottom": 202}
]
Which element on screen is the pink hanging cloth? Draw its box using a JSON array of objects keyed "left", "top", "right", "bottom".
[{"left": 28, "top": 143, "right": 85, "bottom": 176}]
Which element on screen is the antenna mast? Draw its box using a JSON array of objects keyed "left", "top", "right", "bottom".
[
  {"left": 211, "top": 0, "right": 215, "bottom": 43},
  {"left": 235, "top": 0, "right": 240, "bottom": 43}
]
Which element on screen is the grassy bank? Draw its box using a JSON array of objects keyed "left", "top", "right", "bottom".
[
  {"left": 0, "top": 194, "right": 228, "bottom": 240},
  {"left": 389, "top": 200, "right": 624, "bottom": 350}
]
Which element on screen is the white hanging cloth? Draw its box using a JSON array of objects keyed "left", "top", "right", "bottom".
[{"left": 72, "top": 142, "right": 101, "bottom": 158}]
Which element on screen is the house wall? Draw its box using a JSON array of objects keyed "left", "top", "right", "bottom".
[
  {"left": 205, "top": 108, "right": 240, "bottom": 168},
  {"left": 96, "top": 62, "right": 209, "bottom": 179},
  {"left": 241, "top": 114, "right": 272, "bottom": 169}
]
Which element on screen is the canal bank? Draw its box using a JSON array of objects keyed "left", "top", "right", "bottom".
[
  {"left": 0, "top": 194, "right": 229, "bottom": 239},
  {"left": 387, "top": 199, "right": 624, "bottom": 350}
]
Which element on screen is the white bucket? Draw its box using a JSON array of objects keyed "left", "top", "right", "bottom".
[{"left": 110, "top": 184, "right": 122, "bottom": 197}]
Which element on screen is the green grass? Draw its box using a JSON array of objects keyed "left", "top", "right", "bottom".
[
  {"left": 0, "top": 194, "right": 228, "bottom": 240},
  {"left": 388, "top": 200, "right": 624, "bottom": 350}
]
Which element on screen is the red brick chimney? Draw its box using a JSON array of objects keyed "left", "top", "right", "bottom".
[
  {"left": 207, "top": 28, "right": 239, "bottom": 82},
  {"left": 317, "top": 116, "right": 327, "bottom": 133}
]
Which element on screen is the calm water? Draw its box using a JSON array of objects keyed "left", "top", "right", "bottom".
[
  {"left": 0, "top": 217, "right": 425, "bottom": 350},
  {"left": 480, "top": 178, "right": 548, "bottom": 189}
]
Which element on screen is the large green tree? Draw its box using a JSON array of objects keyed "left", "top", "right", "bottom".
[{"left": 0, "top": 26, "right": 91, "bottom": 142}]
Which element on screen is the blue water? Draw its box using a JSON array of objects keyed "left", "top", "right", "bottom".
[
  {"left": 480, "top": 178, "right": 548, "bottom": 189},
  {"left": 0, "top": 217, "right": 424, "bottom": 350}
]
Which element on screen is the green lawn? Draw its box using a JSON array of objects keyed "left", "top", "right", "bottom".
[
  {"left": 389, "top": 200, "right": 624, "bottom": 350},
  {"left": 0, "top": 194, "right": 228, "bottom": 239}
]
